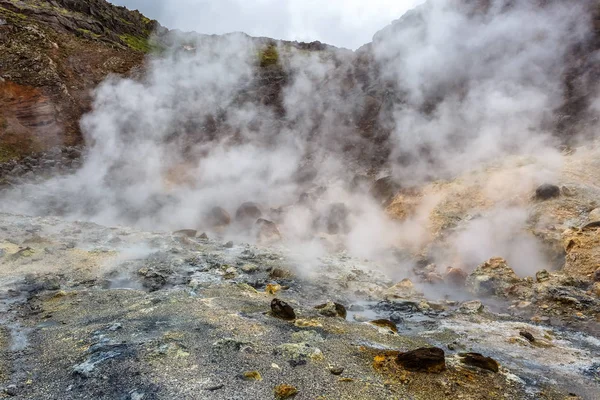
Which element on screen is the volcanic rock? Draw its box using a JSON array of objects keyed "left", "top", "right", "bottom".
[
  {"left": 369, "top": 319, "right": 398, "bottom": 333},
  {"left": 255, "top": 218, "right": 282, "bottom": 244},
  {"left": 445, "top": 267, "right": 467, "bottom": 287},
  {"left": 370, "top": 176, "right": 400, "bottom": 206},
  {"left": 271, "top": 298, "right": 296, "bottom": 320},
  {"left": 466, "top": 257, "right": 521, "bottom": 297},
  {"left": 535, "top": 184, "right": 560, "bottom": 200},
  {"left": 396, "top": 347, "right": 446, "bottom": 373},
  {"left": 315, "top": 301, "right": 347, "bottom": 318},
  {"left": 235, "top": 202, "right": 262, "bottom": 224},
  {"left": 458, "top": 353, "right": 499, "bottom": 373},
  {"left": 205, "top": 207, "right": 231, "bottom": 228}
]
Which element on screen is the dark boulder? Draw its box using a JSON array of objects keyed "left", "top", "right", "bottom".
[
  {"left": 535, "top": 184, "right": 560, "bottom": 200},
  {"left": 271, "top": 298, "right": 296, "bottom": 320},
  {"left": 235, "top": 202, "right": 262, "bottom": 223},
  {"left": 396, "top": 347, "right": 446, "bottom": 373},
  {"left": 458, "top": 352, "right": 499, "bottom": 372}
]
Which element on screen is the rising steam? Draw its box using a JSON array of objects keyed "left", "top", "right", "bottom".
[{"left": 1, "top": 0, "right": 596, "bottom": 277}]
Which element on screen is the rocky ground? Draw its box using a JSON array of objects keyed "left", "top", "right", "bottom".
[{"left": 0, "top": 206, "right": 597, "bottom": 399}]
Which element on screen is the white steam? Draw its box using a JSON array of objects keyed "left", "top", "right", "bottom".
[{"left": 0, "top": 0, "right": 596, "bottom": 278}]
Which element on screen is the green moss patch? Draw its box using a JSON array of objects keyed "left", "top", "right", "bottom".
[{"left": 258, "top": 44, "right": 279, "bottom": 68}]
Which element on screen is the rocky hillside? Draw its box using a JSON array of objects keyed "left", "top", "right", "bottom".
[
  {"left": 0, "top": 0, "right": 159, "bottom": 161},
  {"left": 4, "top": 0, "right": 600, "bottom": 168}
]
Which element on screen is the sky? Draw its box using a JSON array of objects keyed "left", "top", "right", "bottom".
[{"left": 109, "top": 0, "right": 425, "bottom": 50}]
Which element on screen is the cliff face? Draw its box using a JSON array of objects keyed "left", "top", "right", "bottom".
[{"left": 0, "top": 0, "right": 156, "bottom": 161}]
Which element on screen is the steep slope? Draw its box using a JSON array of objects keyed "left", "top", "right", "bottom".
[{"left": 0, "top": 0, "right": 159, "bottom": 161}]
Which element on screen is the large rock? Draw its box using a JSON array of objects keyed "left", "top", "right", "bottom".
[
  {"left": 458, "top": 353, "right": 499, "bottom": 373},
  {"left": 466, "top": 257, "right": 521, "bottom": 297},
  {"left": 235, "top": 202, "right": 263, "bottom": 224},
  {"left": 255, "top": 218, "right": 282, "bottom": 244},
  {"left": 535, "top": 184, "right": 560, "bottom": 201},
  {"left": 384, "top": 278, "right": 422, "bottom": 300},
  {"left": 205, "top": 206, "right": 231, "bottom": 228},
  {"left": 370, "top": 176, "right": 400, "bottom": 206},
  {"left": 562, "top": 228, "right": 600, "bottom": 279},
  {"left": 396, "top": 347, "right": 446, "bottom": 373}
]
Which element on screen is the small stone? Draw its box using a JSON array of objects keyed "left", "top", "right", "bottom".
[
  {"left": 353, "top": 314, "right": 369, "bottom": 322},
  {"left": 108, "top": 323, "right": 123, "bottom": 331},
  {"left": 129, "top": 390, "right": 145, "bottom": 400},
  {"left": 592, "top": 282, "right": 600, "bottom": 297},
  {"left": 593, "top": 268, "right": 600, "bottom": 283},
  {"left": 329, "top": 366, "right": 344, "bottom": 375},
  {"left": 224, "top": 241, "right": 234, "bottom": 248},
  {"left": 241, "top": 264, "right": 258, "bottom": 273},
  {"left": 294, "top": 319, "right": 322, "bottom": 328},
  {"left": 269, "top": 268, "right": 293, "bottom": 279},
  {"left": 369, "top": 319, "right": 398, "bottom": 333},
  {"left": 458, "top": 300, "right": 484, "bottom": 314},
  {"left": 396, "top": 347, "right": 446, "bottom": 373},
  {"left": 348, "top": 304, "right": 365, "bottom": 311},
  {"left": 242, "top": 371, "right": 262, "bottom": 381},
  {"left": 315, "top": 301, "right": 347, "bottom": 318},
  {"left": 458, "top": 352, "right": 499, "bottom": 372},
  {"left": 588, "top": 208, "right": 600, "bottom": 223},
  {"left": 274, "top": 384, "right": 298, "bottom": 399},
  {"left": 536, "top": 270, "right": 550, "bottom": 283},
  {"left": 4, "top": 385, "right": 18, "bottom": 396},
  {"left": 535, "top": 183, "right": 560, "bottom": 200},
  {"left": 223, "top": 267, "right": 237, "bottom": 279},
  {"left": 271, "top": 298, "right": 296, "bottom": 320},
  {"left": 198, "top": 232, "right": 209, "bottom": 240},
  {"left": 519, "top": 331, "right": 535, "bottom": 343},
  {"left": 277, "top": 343, "right": 323, "bottom": 362},
  {"left": 173, "top": 229, "right": 196, "bottom": 238},
  {"left": 203, "top": 383, "right": 225, "bottom": 391},
  {"left": 266, "top": 283, "right": 281, "bottom": 295}
]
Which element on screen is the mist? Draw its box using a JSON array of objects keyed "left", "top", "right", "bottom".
[{"left": 1, "top": 0, "right": 596, "bottom": 279}]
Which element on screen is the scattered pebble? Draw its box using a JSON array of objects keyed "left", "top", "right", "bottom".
[
  {"left": 274, "top": 384, "right": 298, "bottom": 399},
  {"left": 242, "top": 371, "right": 262, "bottom": 381}
]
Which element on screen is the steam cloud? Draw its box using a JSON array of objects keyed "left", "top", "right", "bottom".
[{"left": 1, "top": 0, "right": 596, "bottom": 277}]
